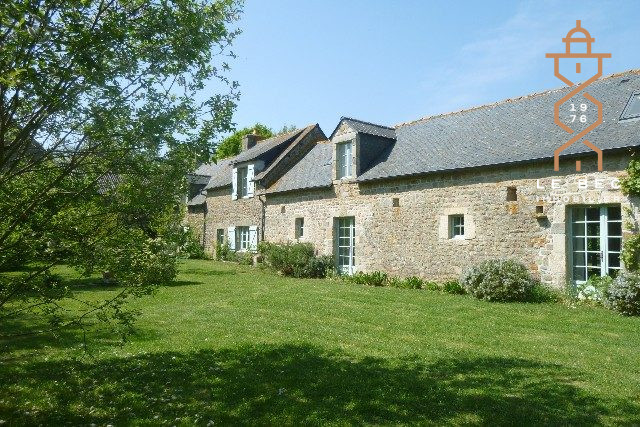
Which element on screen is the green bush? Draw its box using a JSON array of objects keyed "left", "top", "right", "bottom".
[
  {"left": 258, "top": 242, "right": 333, "bottom": 278},
  {"left": 573, "top": 275, "right": 613, "bottom": 304},
  {"left": 234, "top": 251, "right": 254, "bottom": 266},
  {"left": 422, "top": 281, "right": 440, "bottom": 291},
  {"left": 347, "top": 271, "right": 388, "bottom": 287},
  {"left": 389, "top": 276, "right": 423, "bottom": 289},
  {"left": 215, "top": 243, "right": 232, "bottom": 261},
  {"left": 441, "top": 280, "right": 465, "bottom": 295},
  {"left": 180, "top": 227, "right": 206, "bottom": 259},
  {"left": 461, "top": 259, "right": 535, "bottom": 302},
  {"left": 605, "top": 272, "right": 640, "bottom": 316},
  {"left": 529, "top": 283, "right": 563, "bottom": 303}
]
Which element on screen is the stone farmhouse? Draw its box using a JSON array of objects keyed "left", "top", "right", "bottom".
[{"left": 186, "top": 70, "right": 640, "bottom": 288}]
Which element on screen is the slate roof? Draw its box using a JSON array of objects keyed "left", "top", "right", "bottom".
[
  {"left": 202, "top": 158, "right": 233, "bottom": 190},
  {"left": 330, "top": 117, "right": 396, "bottom": 140},
  {"left": 187, "top": 194, "right": 206, "bottom": 206},
  {"left": 231, "top": 128, "right": 305, "bottom": 164},
  {"left": 203, "top": 127, "right": 309, "bottom": 190},
  {"left": 358, "top": 70, "right": 640, "bottom": 182},
  {"left": 267, "top": 142, "right": 334, "bottom": 194}
]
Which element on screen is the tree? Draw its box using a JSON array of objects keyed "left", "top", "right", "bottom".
[
  {"left": 215, "top": 123, "right": 272, "bottom": 160},
  {"left": 0, "top": 0, "right": 242, "bottom": 340}
]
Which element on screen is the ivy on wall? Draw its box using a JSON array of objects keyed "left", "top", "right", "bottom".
[{"left": 620, "top": 159, "right": 640, "bottom": 271}]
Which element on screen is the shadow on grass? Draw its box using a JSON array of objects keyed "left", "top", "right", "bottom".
[{"left": 1, "top": 344, "right": 637, "bottom": 425}]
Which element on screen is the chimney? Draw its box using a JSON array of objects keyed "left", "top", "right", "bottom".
[{"left": 242, "top": 131, "right": 261, "bottom": 151}]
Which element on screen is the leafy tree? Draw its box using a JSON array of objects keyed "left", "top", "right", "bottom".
[
  {"left": 0, "top": 0, "right": 242, "bottom": 340},
  {"left": 215, "top": 123, "right": 272, "bottom": 160}
]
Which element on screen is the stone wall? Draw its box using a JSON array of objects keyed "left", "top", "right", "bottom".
[
  {"left": 203, "top": 185, "right": 264, "bottom": 255},
  {"left": 185, "top": 206, "right": 206, "bottom": 246},
  {"left": 263, "top": 152, "right": 634, "bottom": 287}
]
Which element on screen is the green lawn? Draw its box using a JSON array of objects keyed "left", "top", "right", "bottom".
[{"left": 1, "top": 260, "right": 640, "bottom": 425}]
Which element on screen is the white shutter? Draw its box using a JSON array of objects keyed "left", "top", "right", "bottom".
[
  {"left": 231, "top": 167, "right": 238, "bottom": 200},
  {"left": 227, "top": 226, "right": 236, "bottom": 250},
  {"left": 247, "top": 163, "right": 255, "bottom": 197},
  {"left": 249, "top": 226, "right": 258, "bottom": 251}
]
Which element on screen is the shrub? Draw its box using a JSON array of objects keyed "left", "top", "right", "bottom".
[
  {"left": 461, "top": 259, "right": 535, "bottom": 302},
  {"left": 259, "top": 242, "right": 333, "bottom": 278},
  {"left": 234, "top": 251, "right": 254, "bottom": 266},
  {"left": 180, "top": 227, "right": 207, "bottom": 259},
  {"left": 389, "top": 276, "right": 423, "bottom": 289},
  {"left": 215, "top": 243, "right": 230, "bottom": 261},
  {"left": 605, "top": 272, "right": 640, "bottom": 316},
  {"left": 422, "top": 281, "right": 440, "bottom": 291},
  {"left": 347, "top": 271, "right": 388, "bottom": 287},
  {"left": 441, "top": 280, "right": 465, "bottom": 295},
  {"left": 529, "top": 283, "right": 563, "bottom": 303},
  {"left": 574, "top": 275, "right": 613, "bottom": 304}
]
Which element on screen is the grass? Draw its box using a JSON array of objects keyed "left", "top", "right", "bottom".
[{"left": 1, "top": 259, "right": 640, "bottom": 425}]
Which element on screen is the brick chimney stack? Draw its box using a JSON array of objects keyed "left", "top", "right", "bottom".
[{"left": 241, "top": 130, "right": 261, "bottom": 151}]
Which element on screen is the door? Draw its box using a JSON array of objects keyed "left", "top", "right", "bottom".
[
  {"left": 336, "top": 217, "right": 355, "bottom": 274},
  {"left": 569, "top": 205, "right": 622, "bottom": 283}
]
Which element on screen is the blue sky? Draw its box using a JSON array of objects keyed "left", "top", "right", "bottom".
[{"left": 218, "top": 0, "right": 640, "bottom": 134}]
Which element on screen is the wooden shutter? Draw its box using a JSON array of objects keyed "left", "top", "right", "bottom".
[
  {"left": 227, "top": 226, "right": 236, "bottom": 250},
  {"left": 231, "top": 167, "right": 238, "bottom": 200},
  {"left": 249, "top": 226, "right": 258, "bottom": 251},
  {"left": 247, "top": 163, "right": 255, "bottom": 197}
]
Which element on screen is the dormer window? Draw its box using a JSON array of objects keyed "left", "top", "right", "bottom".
[
  {"left": 232, "top": 163, "right": 255, "bottom": 200},
  {"left": 237, "top": 166, "right": 248, "bottom": 198},
  {"left": 336, "top": 141, "right": 353, "bottom": 179}
]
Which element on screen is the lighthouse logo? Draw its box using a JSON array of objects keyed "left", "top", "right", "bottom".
[{"left": 546, "top": 20, "right": 611, "bottom": 172}]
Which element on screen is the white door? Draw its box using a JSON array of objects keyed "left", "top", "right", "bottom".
[
  {"left": 336, "top": 217, "right": 355, "bottom": 275},
  {"left": 569, "top": 206, "right": 622, "bottom": 283}
]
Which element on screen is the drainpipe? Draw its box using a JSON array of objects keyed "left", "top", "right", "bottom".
[{"left": 258, "top": 193, "right": 266, "bottom": 242}]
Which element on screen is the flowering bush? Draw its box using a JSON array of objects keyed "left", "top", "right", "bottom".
[
  {"left": 605, "top": 272, "right": 640, "bottom": 316},
  {"left": 461, "top": 259, "right": 535, "bottom": 302}
]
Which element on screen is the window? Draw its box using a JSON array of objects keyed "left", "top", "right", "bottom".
[
  {"left": 295, "top": 218, "right": 304, "bottom": 239},
  {"left": 335, "top": 217, "right": 355, "bottom": 274},
  {"left": 506, "top": 186, "right": 517, "bottom": 201},
  {"left": 570, "top": 206, "right": 621, "bottom": 283},
  {"left": 449, "top": 215, "right": 465, "bottom": 238},
  {"left": 216, "top": 229, "right": 224, "bottom": 245},
  {"left": 237, "top": 166, "right": 248, "bottom": 198},
  {"left": 235, "top": 226, "right": 250, "bottom": 251},
  {"left": 336, "top": 141, "right": 353, "bottom": 179},
  {"left": 620, "top": 92, "right": 640, "bottom": 121}
]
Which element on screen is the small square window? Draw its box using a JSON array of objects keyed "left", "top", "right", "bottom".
[
  {"left": 449, "top": 215, "right": 465, "bottom": 239},
  {"left": 216, "top": 229, "right": 224, "bottom": 245},
  {"left": 392, "top": 197, "right": 400, "bottom": 207},
  {"left": 506, "top": 186, "right": 517, "bottom": 201},
  {"left": 295, "top": 218, "right": 304, "bottom": 239},
  {"left": 620, "top": 92, "right": 640, "bottom": 121}
]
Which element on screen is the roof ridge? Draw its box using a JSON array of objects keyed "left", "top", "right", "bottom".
[
  {"left": 395, "top": 68, "right": 640, "bottom": 128},
  {"left": 341, "top": 116, "right": 394, "bottom": 130}
]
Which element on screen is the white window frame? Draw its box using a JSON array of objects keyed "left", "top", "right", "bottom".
[
  {"left": 568, "top": 205, "right": 622, "bottom": 284},
  {"left": 336, "top": 141, "right": 353, "bottom": 179},
  {"left": 236, "top": 166, "right": 248, "bottom": 198},
  {"left": 235, "top": 226, "right": 250, "bottom": 251},
  {"left": 335, "top": 217, "right": 355, "bottom": 275},
  {"left": 449, "top": 215, "right": 465, "bottom": 239},
  {"left": 295, "top": 217, "right": 304, "bottom": 239}
]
